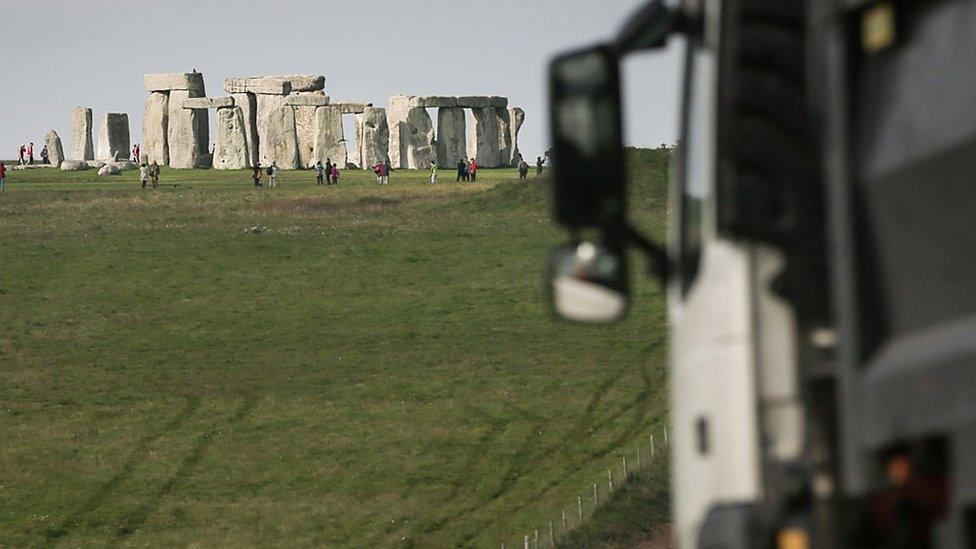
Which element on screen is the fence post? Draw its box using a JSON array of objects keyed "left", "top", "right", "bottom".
[
  {"left": 664, "top": 425, "right": 669, "bottom": 446},
  {"left": 577, "top": 495, "right": 583, "bottom": 519},
  {"left": 549, "top": 521, "right": 555, "bottom": 545},
  {"left": 637, "top": 444, "right": 642, "bottom": 468},
  {"left": 593, "top": 483, "right": 599, "bottom": 507},
  {"left": 623, "top": 456, "right": 628, "bottom": 477},
  {"left": 608, "top": 469, "right": 614, "bottom": 492},
  {"left": 524, "top": 535, "right": 529, "bottom": 549},
  {"left": 562, "top": 509, "right": 568, "bottom": 529},
  {"left": 534, "top": 528, "right": 538, "bottom": 548},
  {"left": 650, "top": 434, "right": 655, "bottom": 457}
]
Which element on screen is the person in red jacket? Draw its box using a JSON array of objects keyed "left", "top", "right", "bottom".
[
  {"left": 0, "top": 161, "right": 7, "bottom": 191},
  {"left": 468, "top": 158, "right": 478, "bottom": 182}
]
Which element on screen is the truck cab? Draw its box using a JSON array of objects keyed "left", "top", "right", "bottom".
[{"left": 547, "top": 0, "right": 976, "bottom": 547}]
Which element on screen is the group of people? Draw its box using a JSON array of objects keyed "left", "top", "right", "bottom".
[
  {"left": 517, "top": 153, "right": 548, "bottom": 180},
  {"left": 138, "top": 162, "right": 161, "bottom": 189},
  {"left": 16, "top": 143, "right": 44, "bottom": 165},
  {"left": 455, "top": 158, "right": 479, "bottom": 182},
  {"left": 313, "top": 159, "right": 341, "bottom": 186}
]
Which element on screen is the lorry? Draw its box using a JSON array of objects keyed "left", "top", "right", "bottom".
[{"left": 546, "top": 0, "right": 976, "bottom": 547}]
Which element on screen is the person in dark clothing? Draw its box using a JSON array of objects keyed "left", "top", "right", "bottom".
[
  {"left": 252, "top": 164, "right": 263, "bottom": 187},
  {"left": 536, "top": 155, "right": 547, "bottom": 177},
  {"left": 456, "top": 158, "right": 467, "bottom": 182}
]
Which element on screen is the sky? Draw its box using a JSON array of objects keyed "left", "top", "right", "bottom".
[{"left": 0, "top": 0, "right": 683, "bottom": 162}]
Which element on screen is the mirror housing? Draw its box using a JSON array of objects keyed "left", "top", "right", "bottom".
[
  {"left": 614, "top": 0, "right": 679, "bottom": 54},
  {"left": 549, "top": 44, "right": 627, "bottom": 231}
]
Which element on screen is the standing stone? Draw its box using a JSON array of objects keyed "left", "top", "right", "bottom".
[
  {"left": 293, "top": 91, "right": 327, "bottom": 168},
  {"left": 497, "top": 109, "right": 513, "bottom": 166},
  {"left": 311, "top": 106, "right": 347, "bottom": 167},
  {"left": 436, "top": 107, "right": 466, "bottom": 168},
  {"left": 256, "top": 94, "right": 299, "bottom": 169},
  {"left": 231, "top": 93, "right": 258, "bottom": 167},
  {"left": 45, "top": 130, "right": 65, "bottom": 168},
  {"left": 388, "top": 98, "right": 435, "bottom": 169},
  {"left": 97, "top": 113, "right": 130, "bottom": 161},
  {"left": 70, "top": 107, "right": 94, "bottom": 161},
  {"left": 467, "top": 107, "right": 500, "bottom": 168},
  {"left": 508, "top": 107, "right": 526, "bottom": 165},
  {"left": 213, "top": 106, "right": 250, "bottom": 170},
  {"left": 358, "top": 107, "right": 390, "bottom": 169},
  {"left": 168, "top": 89, "right": 209, "bottom": 168},
  {"left": 143, "top": 91, "right": 169, "bottom": 165}
]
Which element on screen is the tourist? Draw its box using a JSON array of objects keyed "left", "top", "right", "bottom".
[
  {"left": 456, "top": 158, "right": 467, "bottom": 182},
  {"left": 468, "top": 158, "right": 478, "bottom": 182},
  {"left": 0, "top": 162, "right": 6, "bottom": 191},
  {"left": 27, "top": 143, "right": 34, "bottom": 165},
  {"left": 150, "top": 161, "right": 160, "bottom": 188},
  {"left": 40, "top": 146, "right": 49, "bottom": 165},
  {"left": 429, "top": 160, "right": 438, "bottom": 184},
  {"left": 140, "top": 163, "right": 148, "bottom": 189},
  {"left": 17, "top": 145, "right": 25, "bottom": 165},
  {"left": 330, "top": 163, "right": 340, "bottom": 185},
  {"left": 252, "top": 163, "right": 263, "bottom": 187},
  {"left": 268, "top": 161, "right": 279, "bottom": 188},
  {"left": 518, "top": 157, "right": 529, "bottom": 180},
  {"left": 314, "top": 160, "right": 325, "bottom": 186},
  {"left": 536, "top": 155, "right": 547, "bottom": 177},
  {"left": 372, "top": 161, "right": 382, "bottom": 183},
  {"left": 325, "top": 159, "right": 333, "bottom": 185},
  {"left": 136, "top": 144, "right": 141, "bottom": 162},
  {"left": 374, "top": 160, "right": 390, "bottom": 185}
]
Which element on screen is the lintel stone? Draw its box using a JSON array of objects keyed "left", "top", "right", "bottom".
[
  {"left": 145, "top": 73, "right": 205, "bottom": 93},
  {"left": 284, "top": 95, "right": 332, "bottom": 107},
  {"left": 183, "top": 96, "right": 235, "bottom": 109},
  {"left": 224, "top": 77, "right": 292, "bottom": 95}
]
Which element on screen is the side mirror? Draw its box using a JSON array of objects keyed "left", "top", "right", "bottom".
[
  {"left": 549, "top": 44, "right": 627, "bottom": 231},
  {"left": 549, "top": 242, "right": 628, "bottom": 323}
]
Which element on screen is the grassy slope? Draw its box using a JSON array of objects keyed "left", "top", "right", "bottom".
[{"left": 0, "top": 150, "right": 669, "bottom": 547}]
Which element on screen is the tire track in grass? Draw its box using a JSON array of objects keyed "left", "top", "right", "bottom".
[
  {"left": 111, "top": 395, "right": 258, "bottom": 541},
  {"left": 46, "top": 396, "right": 201, "bottom": 543}
]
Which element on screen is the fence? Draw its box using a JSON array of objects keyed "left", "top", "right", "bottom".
[{"left": 500, "top": 425, "right": 669, "bottom": 549}]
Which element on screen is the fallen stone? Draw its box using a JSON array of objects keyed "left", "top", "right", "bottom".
[
  {"left": 108, "top": 160, "right": 138, "bottom": 171},
  {"left": 145, "top": 73, "right": 205, "bottom": 93},
  {"left": 224, "top": 77, "right": 291, "bottom": 95},
  {"left": 60, "top": 160, "right": 89, "bottom": 171},
  {"left": 467, "top": 107, "right": 501, "bottom": 167},
  {"left": 213, "top": 106, "right": 251, "bottom": 170},
  {"left": 436, "top": 107, "right": 466, "bottom": 168},
  {"left": 183, "top": 96, "right": 234, "bottom": 109},
  {"left": 168, "top": 89, "right": 210, "bottom": 169},
  {"left": 509, "top": 107, "right": 525, "bottom": 165},
  {"left": 312, "top": 106, "right": 347, "bottom": 167},
  {"left": 143, "top": 92, "right": 169, "bottom": 165},
  {"left": 87, "top": 161, "right": 106, "bottom": 169},
  {"left": 457, "top": 96, "right": 492, "bottom": 109},
  {"left": 98, "top": 163, "right": 122, "bottom": 176},
  {"left": 285, "top": 95, "right": 331, "bottom": 107},
  {"left": 97, "top": 113, "right": 130, "bottom": 161},
  {"left": 358, "top": 107, "right": 390, "bottom": 169},
  {"left": 231, "top": 93, "right": 258, "bottom": 166},
  {"left": 70, "top": 107, "right": 94, "bottom": 161},
  {"left": 45, "top": 129, "right": 65, "bottom": 168},
  {"left": 388, "top": 102, "right": 435, "bottom": 169},
  {"left": 255, "top": 94, "right": 299, "bottom": 168}
]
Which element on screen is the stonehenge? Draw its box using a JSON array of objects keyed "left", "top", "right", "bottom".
[
  {"left": 97, "top": 113, "right": 130, "bottom": 161},
  {"left": 132, "top": 73, "right": 523, "bottom": 172},
  {"left": 71, "top": 107, "right": 94, "bottom": 161},
  {"left": 387, "top": 95, "right": 521, "bottom": 168},
  {"left": 45, "top": 130, "right": 64, "bottom": 168}
]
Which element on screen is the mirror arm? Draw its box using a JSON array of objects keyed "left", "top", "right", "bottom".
[{"left": 622, "top": 223, "right": 669, "bottom": 282}]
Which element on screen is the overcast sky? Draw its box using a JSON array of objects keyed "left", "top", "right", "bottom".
[{"left": 0, "top": 0, "right": 682, "bottom": 162}]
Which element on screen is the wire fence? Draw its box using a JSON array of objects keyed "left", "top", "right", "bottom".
[{"left": 500, "top": 426, "right": 669, "bottom": 549}]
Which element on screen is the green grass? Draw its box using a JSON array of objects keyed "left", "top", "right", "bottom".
[{"left": 0, "top": 150, "right": 670, "bottom": 547}]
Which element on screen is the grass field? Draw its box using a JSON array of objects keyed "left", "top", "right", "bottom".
[{"left": 0, "top": 150, "right": 669, "bottom": 547}]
